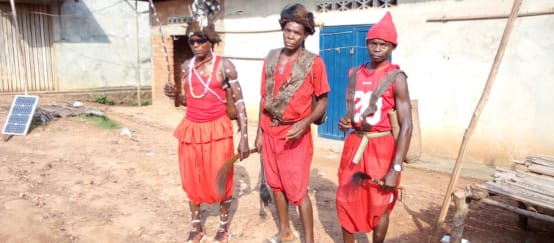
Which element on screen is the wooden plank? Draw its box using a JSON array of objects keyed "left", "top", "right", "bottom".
[
  {"left": 477, "top": 182, "right": 554, "bottom": 211},
  {"left": 21, "top": 6, "right": 34, "bottom": 91},
  {"left": 14, "top": 4, "right": 24, "bottom": 92},
  {"left": 528, "top": 164, "right": 554, "bottom": 177},
  {"left": 26, "top": 5, "right": 36, "bottom": 91},
  {"left": 20, "top": 6, "right": 32, "bottom": 91},
  {"left": 527, "top": 157, "right": 554, "bottom": 168},
  {"left": 7, "top": 7, "right": 19, "bottom": 92},
  {"left": 493, "top": 168, "right": 554, "bottom": 191},
  {"left": 30, "top": 5, "right": 40, "bottom": 91},
  {"left": 497, "top": 175, "right": 554, "bottom": 198},
  {"left": 3, "top": 7, "right": 14, "bottom": 91},
  {"left": 43, "top": 4, "right": 53, "bottom": 91},
  {"left": 47, "top": 7, "right": 57, "bottom": 91},
  {"left": 493, "top": 172, "right": 554, "bottom": 196},
  {"left": 496, "top": 166, "right": 554, "bottom": 184},
  {"left": 4, "top": 7, "right": 12, "bottom": 91},
  {"left": 480, "top": 198, "right": 554, "bottom": 224},
  {"left": 0, "top": 9, "right": 6, "bottom": 91},
  {"left": 38, "top": 4, "right": 47, "bottom": 90},
  {"left": 529, "top": 154, "right": 554, "bottom": 163}
]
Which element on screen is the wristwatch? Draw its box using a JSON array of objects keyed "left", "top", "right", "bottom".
[{"left": 392, "top": 164, "right": 403, "bottom": 172}]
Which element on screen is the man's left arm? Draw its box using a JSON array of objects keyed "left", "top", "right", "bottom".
[
  {"left": 383, "top": 73, "right": 413, "bottom": 190},
  {"left": 310, "top": 57, "right": 330, "bottom": 125},
  {"left": 223, "top": 59, "right": 250, "bottom": 160},
  {"left": 285, "top": 57, "right": 330, "bottom": 140}
]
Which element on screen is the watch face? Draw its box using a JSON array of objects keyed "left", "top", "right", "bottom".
[{"left": 393, "top": 164, "right": 402, "bottom": 172}]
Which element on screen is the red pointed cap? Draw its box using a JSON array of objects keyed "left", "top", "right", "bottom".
[{"left": 366, "top": 12, "right": 398, "bottom": 46}]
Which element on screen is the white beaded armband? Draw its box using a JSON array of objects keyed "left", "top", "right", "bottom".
[
  {"left": 228, "top": 79, "right": 239, "bottom": 84},
  {"left": 234, "top": 99, "right": 244, "bottom": 105}
]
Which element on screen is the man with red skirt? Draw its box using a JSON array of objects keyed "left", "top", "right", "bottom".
[
  {"left": 336, "top": 12, "right": 413, "bottom": 243},
  {"left": 165, "top": 15, "right": 250, "bottom": 243},
  {"left": 255, "top": 3, "right": 330, "bottom": 243}
]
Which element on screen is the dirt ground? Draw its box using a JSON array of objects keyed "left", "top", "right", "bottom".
[{"left": 1, "top": 95, "right": 553, "bottom": 243}]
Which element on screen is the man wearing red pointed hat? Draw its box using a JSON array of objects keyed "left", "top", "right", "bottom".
[{"left": 335, "top": 12, "right": 413, "bottom": 243}]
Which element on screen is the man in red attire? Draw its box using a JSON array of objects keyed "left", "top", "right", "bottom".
[
  {"left": 336, "top": 12, "right": 413, "bottom": 243},
  {"left": 164, "top": 18, "right": 250, "bottom": 243},
  {"left": 254, "top": 3, "right": 330, "bottom": 243}
]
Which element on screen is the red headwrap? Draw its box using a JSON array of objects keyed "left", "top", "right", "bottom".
[{"left": 366, "top": 11, "right": 397, "bottom": 46}]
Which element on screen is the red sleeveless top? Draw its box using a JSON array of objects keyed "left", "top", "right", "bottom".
[
  {"left": 185, "top": 56, "right": 227, "bottom": 122},
  {"left": 352, "top": 62, "right": 399, "bottom": 132}
]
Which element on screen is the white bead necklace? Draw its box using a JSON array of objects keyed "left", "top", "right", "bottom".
[{"left": 188, "top": 54, "right": 214, "bottom": 99}]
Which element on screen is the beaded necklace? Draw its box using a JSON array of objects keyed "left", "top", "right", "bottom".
[{"left": 188, "top": 54, "right": 214, "bottom": 99}]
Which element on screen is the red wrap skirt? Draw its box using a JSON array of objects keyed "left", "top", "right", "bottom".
[
  {"left": 261, "top": 130, "right": 313, "bottom": 205},
  {"left": 336, "top": 132, "right": 399, "bottom": 233},
  {"left": 173, "top": 115, "right": 234, "bottom": 204}
]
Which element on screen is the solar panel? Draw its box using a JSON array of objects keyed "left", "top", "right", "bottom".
[{"left": 2, "top": 95, "right": 39, "bottom": 136}]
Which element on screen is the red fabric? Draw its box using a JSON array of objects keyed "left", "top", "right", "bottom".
[
  {"left": 185, "top": 56, "right": 227, "bottom": 122},
  {"left": 351, "top": 62, "right": 399, "bottom": 131},
  {"left": 261, "top": 130, "right": 313, "bottom": 205},
  {"left": 173, "top": 115, "right": 234, "bottom": 204},
  {"left": 260, "top": 56, "right": 330, "bottom": 138},
  {"left": 336, "top": 132, "right": 399, "bottom": 233},
  {"left": 336, "top": 62, "right": 402, "bottom": 233},
  {"left": 366, "top": 11, "right": 398, "bottom": 46}
]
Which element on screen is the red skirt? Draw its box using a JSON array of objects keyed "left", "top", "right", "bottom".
[
  {"left": 173, "top": 115, "right": 234, "bottom": 204},
  {"left": 261, "top": 130, "right": 313, "bottom": 205},
  {"left": 336, "top": 132, "right": 399, "bottom": 233}
]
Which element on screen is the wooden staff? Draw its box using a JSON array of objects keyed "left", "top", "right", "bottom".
[{"left": 429, "top": 0, "right": 523, "bottom": 242}]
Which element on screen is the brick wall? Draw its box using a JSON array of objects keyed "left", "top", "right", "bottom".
[
  {"left": 151, "top": 33, "right": 174, "bottom": 105},
  {"left": 149, "top": 0, "right": 192, "bottom": 106},
  {"left": 150, "top": 0, "right": 228, "bottom": 106}
]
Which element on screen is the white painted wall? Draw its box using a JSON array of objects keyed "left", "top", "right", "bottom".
[
  {"left": 220, "top": 0, "right": 554, "bottom": 165},
  {"left": 53, "top": 0, "right": 151, "bottom": 91}
]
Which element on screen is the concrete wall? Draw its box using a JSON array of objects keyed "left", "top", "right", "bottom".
[
  {"left": 220, "top": 0, "right": 554, "bottom": 165},
  {"left": 52, "top": 0, "right": 151, "bottom": 91}
]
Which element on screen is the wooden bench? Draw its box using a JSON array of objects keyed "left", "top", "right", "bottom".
[{"left": 449, "top": 154, "right": 554, "bottom": 242}]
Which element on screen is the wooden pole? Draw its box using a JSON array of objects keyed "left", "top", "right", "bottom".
[
  {"left": 428, "top": 0, "right": 523, "bottom": 242},
  {"left": 481, "top": 198, "right": 554, "bottom": 224},
  {"left": 135, "top": 0, "right": 142, "bottom": 107},
  {"left": 451, "top": 189, "right": 469, "bottom": 243},
  {"left": 427, "top": 9, "right": 554, "bottom": 22}
]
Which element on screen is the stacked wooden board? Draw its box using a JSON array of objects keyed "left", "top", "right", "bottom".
[{"left": 473, "top": 154, "right": 554, "bottom": 224}]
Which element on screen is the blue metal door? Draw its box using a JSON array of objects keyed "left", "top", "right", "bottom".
[{"left": 318, "top": 24, "right": 372, "bottom": 140}]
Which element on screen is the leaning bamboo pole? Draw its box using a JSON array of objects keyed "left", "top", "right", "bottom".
[{"left": 428, "top": 0, "right": 523, "bottom": 242}]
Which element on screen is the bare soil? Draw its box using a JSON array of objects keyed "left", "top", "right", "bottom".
[{"left": 0, "top": 95, "right": 552, "bottom": 243}]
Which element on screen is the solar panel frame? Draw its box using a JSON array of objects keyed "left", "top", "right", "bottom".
[{"left": 2, "top": 95, "right": 40, "bottom": 136}]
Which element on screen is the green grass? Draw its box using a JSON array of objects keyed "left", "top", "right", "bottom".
[
  {"left": 95, "top": 95, "right": 114, "bottom": 105},
  {"left": 78, "top": 115, "right": 120, "bottom": 130}
]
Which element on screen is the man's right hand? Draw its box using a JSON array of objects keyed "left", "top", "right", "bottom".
[
  {"left": 164, "top": 83, "right": 176, "bottom": 98},
  {"left": 254, "top": 130, "right": 263, "bottom": 153},
  {"left": 338, "top": 117, "right": 352, "bottom": 131}
]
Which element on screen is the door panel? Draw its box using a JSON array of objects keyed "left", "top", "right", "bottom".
[
  {"left": 318, "top": 24, "right": 372, "bottom": 140},
  {"left": 0, "top": 3, "right": 56, "bottom": 92}
]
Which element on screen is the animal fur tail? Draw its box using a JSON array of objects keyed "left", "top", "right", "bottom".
[
  {"left": 259, "top": 157, "right": 272, "bottom": 208},
  {"left": 351, "top": 171, "right": 384, "bottom": 187},
  {"left": 216, "top": 148, "right": 257, "bottom": 196}
]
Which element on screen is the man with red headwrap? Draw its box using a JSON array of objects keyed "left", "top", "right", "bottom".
[
  {"left": 255, "top": 3, "right": 330, "bottom": 243},
  {"left": 335, "top": 12, "right": 413, "bottom": 243}
]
